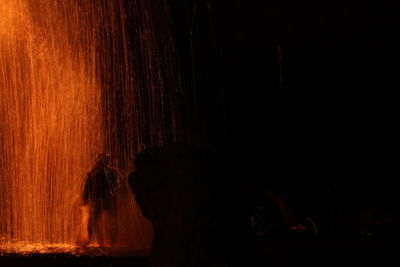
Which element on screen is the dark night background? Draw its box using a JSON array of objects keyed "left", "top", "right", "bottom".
[
  {"left": 2, "top": 1, "right": 399, "bottom": 266},
  {"left": 168, "top": 0, "right": 400, "bottom": 264},
  {"left": 172, "top": 1, "right": 400, "bottom": 212}
]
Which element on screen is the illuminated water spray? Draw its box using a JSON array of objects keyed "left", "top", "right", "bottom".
[{"left": 0, "top": 0, "right": 181, "bottom": 254}]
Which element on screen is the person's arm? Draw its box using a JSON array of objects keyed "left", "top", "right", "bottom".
[{"left": 264, "top": 189, "right": 296, "bottom": 225}]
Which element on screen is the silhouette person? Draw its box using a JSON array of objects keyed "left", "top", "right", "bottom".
[
  {"left": 81, "top": 154, "right": 120, "bottom": 247},
  {"left": 129, "top": 143, "right": 231, "bottom": 267}
]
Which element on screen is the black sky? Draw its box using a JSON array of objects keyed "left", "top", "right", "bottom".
[{"left": 167, "top": 1, "right": 400, "bottom": 208}]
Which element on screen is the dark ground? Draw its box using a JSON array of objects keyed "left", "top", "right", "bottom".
[
  {"left": 0, "top": 254, "right": 148, "bottom": 267},
  {"left": 0, "top": 241, "right": 397, "bottom": 267}
]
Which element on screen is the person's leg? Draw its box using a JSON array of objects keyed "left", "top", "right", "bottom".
[
  {"left": 87, "top": 207, "right": 102, "bottom": 246},
  {"left": 96, "top": 208, "right": 118, "bottom": 247},
  {"left": 87, "top": 212, "right": 95, "bottom": 245},
  {"left": 77, "top": 204, "right": 90, "bottom": 246},
  {"left": 108, "top": 207, "right": 118, "bottom": 246}
]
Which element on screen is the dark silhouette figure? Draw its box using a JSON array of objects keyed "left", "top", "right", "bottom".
[
  {"left": 82, "top": 154, "right": 120, "bottom": 246},
  {"left": 129, "top": 143, "right": 231, "bottom": 267}
]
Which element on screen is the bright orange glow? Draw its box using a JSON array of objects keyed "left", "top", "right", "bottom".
[
  {"left": 0, "top": 0, "right": 103, "bottom": 253},
  {"left": 0, "top": 1, "right": 21, "bottom": 34},
  {"left": 0, "top": 0, "right": 161, "bottom": 255}
]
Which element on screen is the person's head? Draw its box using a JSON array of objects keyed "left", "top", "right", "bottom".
[
  {"left": 94, "top": 153, "right": 110, "bottom": 168},
  {"left": 129, "top": 144, "right": 211, "bottom": 224}
]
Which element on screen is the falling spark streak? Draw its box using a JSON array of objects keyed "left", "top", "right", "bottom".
[{"left": 0, "top": 0, "right": 182, "bottom": 254}]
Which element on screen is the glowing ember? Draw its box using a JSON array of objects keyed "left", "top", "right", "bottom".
[{"left": 1, "top": 0, "right": 180, "bottom": 254}]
